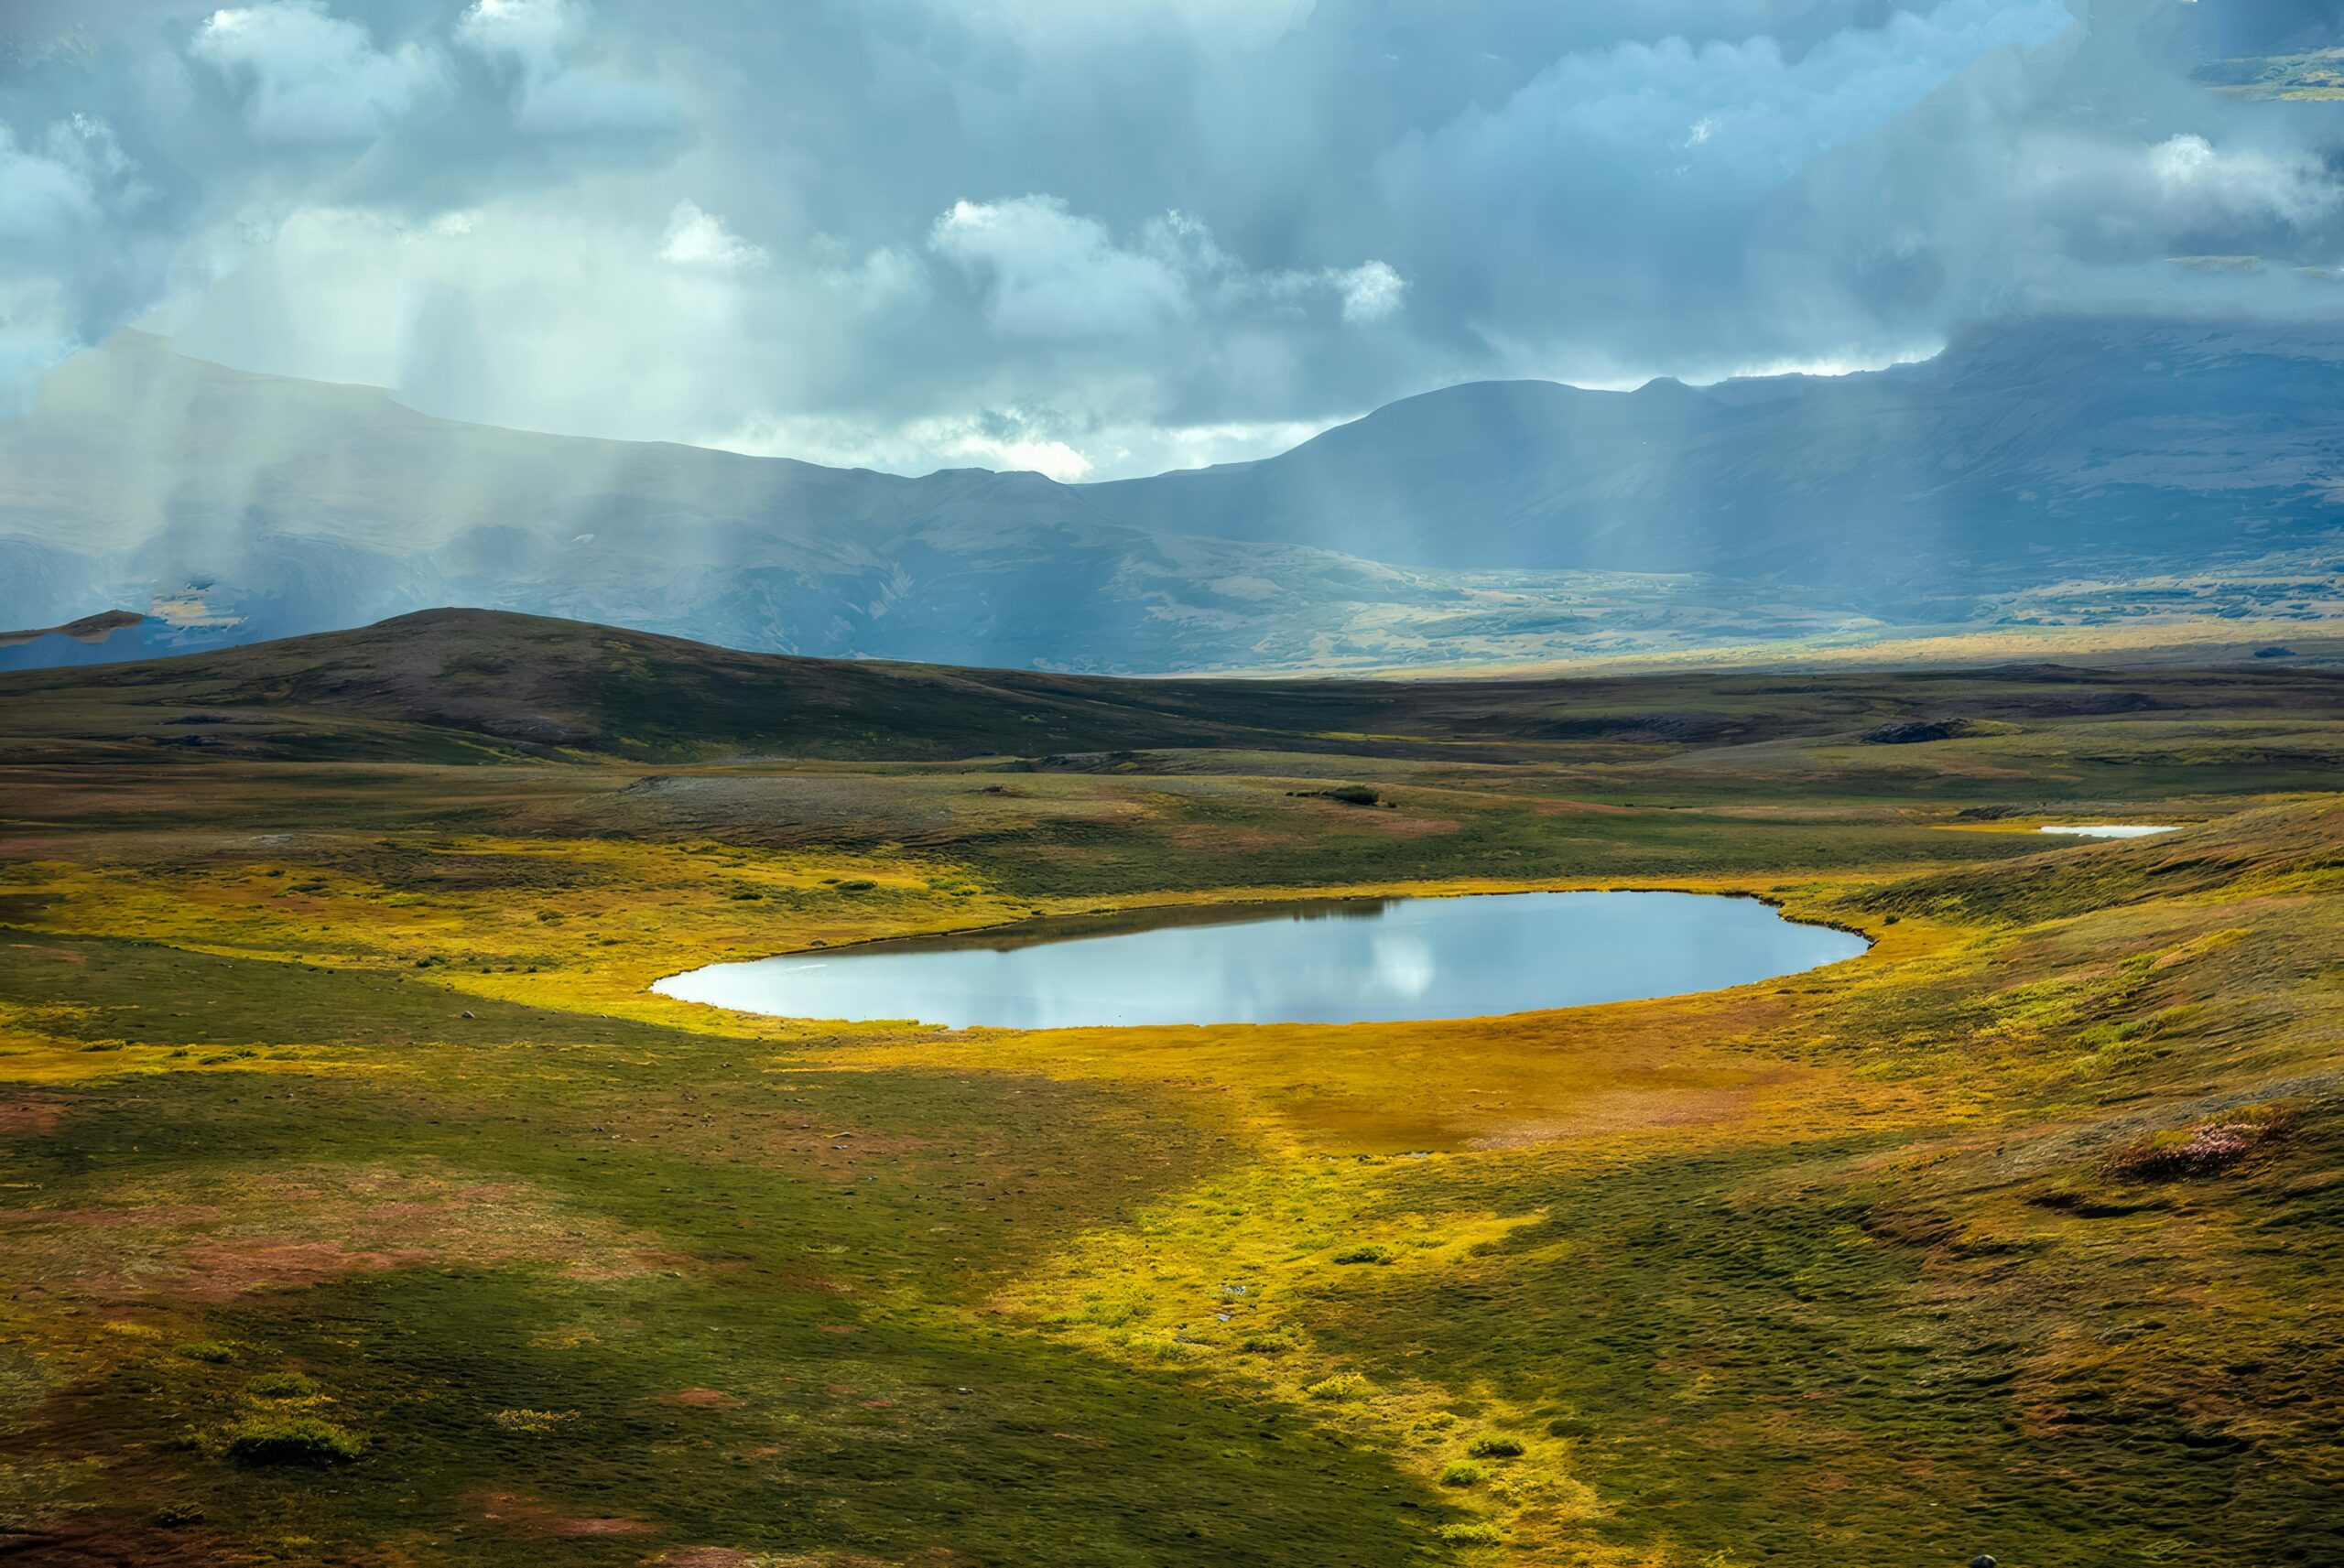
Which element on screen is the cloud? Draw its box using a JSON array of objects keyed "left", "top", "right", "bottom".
[
  {"left": 931, "top": 195, "right": 1402, "bottom": 341},
  {"left": 658, "top": 200, "right": 767, "bottom": 271},
  {"left": 454, "top": 0, "right": 675, "bottom": 133},
  {"left": 15, "top": 0, "right": 2344, "bottom": 481},
  {"left": 703, "top": 406, "right": 1340, "bottom": 482},
  {"left": 2146, "top": 134, "right": 2340, "bottom": 229},
  {"left": 0, "top": 116, "right": 148, "bottom": 240},
  {"left": 454, "top": 0, "right": 579, "bottom": 70},
  {"left": 932, "top": 196, "right": 1193, "bottom": 339},
  {"left": 1370, "top": 0, "right": 2077, "bottom": 366},
  {"left": 191, "top": 0, "right": 444, "bottom": 143},
  {"left": 0, "top": 114, "right": 163, "bottom": 408},
  {"left": 1335, "top": 261, "right": 1405, "bottom": 323},
  {"left": 810, "top": 238, "right": 928, "bottom": 314}
]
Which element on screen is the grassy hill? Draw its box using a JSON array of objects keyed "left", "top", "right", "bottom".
[{"left": 6, "top": 608, "right": 2344, "bottom": 772}]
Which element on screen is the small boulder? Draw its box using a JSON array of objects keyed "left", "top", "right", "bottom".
[{"left": 1861, "top": 718, "right": 1974, "bottom": 745}]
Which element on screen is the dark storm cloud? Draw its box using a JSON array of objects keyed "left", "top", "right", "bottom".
[{"left": 4, "top": 0, "right": 2339, "bottom": 473}]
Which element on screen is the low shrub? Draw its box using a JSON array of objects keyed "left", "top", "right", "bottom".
[
  {"left": 1439, "top": 1460, "right": 1483, "bottom": 1487},
  {"left": 1075, "top": 1289, "right": 1150, "bottom": 1327},
  {"left": 178, "top": 1341, "right": 237, "bottom": 1365},
  {"left": 223, "top": 1416, "right": 365, "bottom": 1466},
  {"left": 491, "top": 1407, "right": 579, "bottom": 1433},
  {"left": 244, "top": 1370, "right": 319, "bottom": 1400},
  {"left": 1438, "top": 1523, "right": 1503, "bottom": 1546},
  {"left": 834, "top": 879, "right": 878, "bottom": 893},
  {"left": 1306, "top": 1373, "right": 1370, "bottom": 1403},
  {"left": 1331, "top": 1243, "right": 1394, "bottom": 1265},
  {"left": 1468, "top": 1434, "right": 1524, "bottom": 1458}
]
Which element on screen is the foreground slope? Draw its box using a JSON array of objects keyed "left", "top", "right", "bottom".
[{"left": 2, "top": 615, "right": 2341, "bottom": 1565}]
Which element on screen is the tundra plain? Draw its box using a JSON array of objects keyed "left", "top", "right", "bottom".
[{"left": 2, "top": 611, "right": 2339, "bottom": 1567}]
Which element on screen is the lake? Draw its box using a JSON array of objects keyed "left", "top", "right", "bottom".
[
  {"left": 652, "top": 890, "right": 1872, "bottom": 1030},
  {"left": 2040, "top": 825, "right": 2177, "bottom": 839}
]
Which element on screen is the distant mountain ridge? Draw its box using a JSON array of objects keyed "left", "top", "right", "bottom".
[
  {"left": 1, "top": 318, "right": 2337, "bottom": 672},
  {"left": 1081, "top": 317, "right": 2344, "bottom": 613},
  {"left": 0, "top": 610, "right": 154, "bottom": 673}
]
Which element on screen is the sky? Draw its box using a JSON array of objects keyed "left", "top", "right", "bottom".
[{"left": 2, "top": 0, "right": 2340, "bottom": 481}]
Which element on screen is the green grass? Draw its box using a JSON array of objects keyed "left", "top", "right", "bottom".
[
  {"left": 2, "top": 1048, "right": 1470, "bottom": 1563},
  {"left": 2, "top": 628, "right": 2341, "bottom": 1564}
]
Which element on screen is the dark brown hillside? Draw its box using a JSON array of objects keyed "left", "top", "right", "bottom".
[{"left": 5, "top": 607, "right": 2344, "bottom": 768}]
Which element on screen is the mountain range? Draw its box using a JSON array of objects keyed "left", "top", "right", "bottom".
[{"left": 2, "top": 317, "right": 2338, "bottom": 674}]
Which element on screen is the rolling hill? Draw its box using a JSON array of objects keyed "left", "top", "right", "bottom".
[{"left": 6, "top": 606, "right": 2340, "bottom": 769}]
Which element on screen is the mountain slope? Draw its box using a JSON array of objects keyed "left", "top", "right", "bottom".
[
  {"left": 2, "top": 318, "right": 2338, "bottom": 673},
  {"left": 1080, "top": 316, "right": 2344, "bottom": 616},
  {"left": 3, "top": 333, "right": 1641, "bottom": 675}
]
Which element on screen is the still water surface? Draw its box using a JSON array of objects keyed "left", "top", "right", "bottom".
[
  {"left": 2039, "top": 825, "right": 2176, "bottom": 839},
  {"left": 654, "top": 891, "right": 1871, "bottom": 1029}
]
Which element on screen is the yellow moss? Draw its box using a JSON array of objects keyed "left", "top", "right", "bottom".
[{"left": 985, "top": 1147, "right": 1603, "bottom": 1549}]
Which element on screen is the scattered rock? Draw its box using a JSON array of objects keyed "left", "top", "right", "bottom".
[
  {"left": 1286, "top": 784, "right": 1390, "bottom": 807},
  {"left": 1861, "top": 718, "right": 1975, "bottom": 744},
  {"left": 2109, "top": 1107, "right": 2295, "bottom": 1180}
]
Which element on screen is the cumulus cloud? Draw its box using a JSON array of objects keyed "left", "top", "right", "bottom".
[
  {"left": 2146, "top": 134, "right": 2341, "bottom": 229},
  {"left": 932, "top": 197, "right": 1192, "bottom": 339},
  {"left": 191, "top": 0, "right": 444, "bottom": 143},
  {"left": 931, "top": 196, "right": 1402, "bottom": 342},
  {"left": 658, "top": 200, "right": 767, "bottom": 271}
]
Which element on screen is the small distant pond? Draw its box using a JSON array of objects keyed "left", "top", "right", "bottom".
[
  {"left": 653, "top": 891, "right": 1872, "bottom": 1030},
  {"left": 2039, "top": 825, "right": 2177, "bottom": 839}
]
